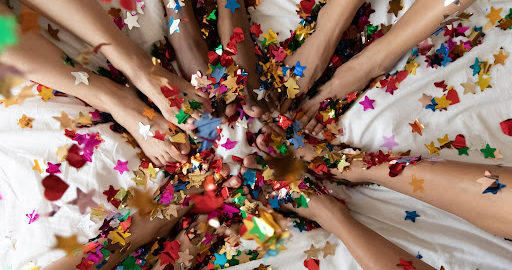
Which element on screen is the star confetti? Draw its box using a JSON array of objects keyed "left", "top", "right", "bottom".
[
  {"left": 71, "top": 71, "right": 89, "bottom": 85},
  {"left": 124, "top": 12, "right": 140, "bottom": 30},
  {"left": 138, "top": 122, "right": 154, "bottom": 140},
  {"left": 18, "top": 114, "right": 34, "bottom": 128},
  {"left": 480, "top": 144, "right": 496, "bottom": 159},
  {"left": 409, "top": 119, "right": 424, "bottom": 136},
  {"left": 175, "top": 110, "right": 190, "bottom": 124},
  {"left": 388, "top": 0, "right": 404, "bottom": 17},
  {"left": 404, "top": 210, "right": 420, "bottom": 223},
  {"left": 225, "top": 0, "right": 241, "bottom": 13},
  {"left": 409, "top": 175, "right": 424, "bottom": 192},
  {"left": 53, "top": 112, "right": 76, "bottom": 130},
  {"left": 359, "top": 96, "right": 375, "bottom": 111},
  {"left": 53, "top": 234, "right": 83, "bottom": 256},
  {"left": 114, "top": 160, "right": 129, "bottom": 175},
  {"left": 142, "top": 108, "right": 157, "bottom": 120},
  {"left": 221, "top": 138, "right": 237, "bottom": 150},
  {"left": 397, "top": 258, "right": 416, "bottom": 270},
  {"left": 68, "top": 188, "right": 98, "bottom": 214},
  {"left": 381, "top": 135, "right": 399, "bottom": 150},
  {"left": 493, "top": 48, "right": 509, "bottom": 65}
]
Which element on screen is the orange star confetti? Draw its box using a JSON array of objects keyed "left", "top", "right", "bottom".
[
  {"left": 20, "top": 6, "right": 41, "bottom": 34},
  {"left": 485, "top": 7, "right": 502, "bottom": 25},
  {"left": 409, "top": 119, "right": 424, "bottom": 136},
  {"left": 409, "top": 175, "right": 424, "bottom": 192},
  {"left": 142, "top": 107, "right": 157, "bottom": 120},
  {"left": 493, "top": 48, "right": 508, "bottom": 65},
  {"left": 18, "top": 114, "right": 34, "bottom": 128}
]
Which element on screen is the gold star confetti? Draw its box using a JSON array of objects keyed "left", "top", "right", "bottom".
[
  {"left": 56, "top": 145, "right": 69, "bottom": 162},
  {"left": 477, "top": 74, "right": 491, "bottom": 91},
  {"left": 75, "top": 112, "right": 92, "bottom": 126},
  {"left": 437, "top": 134, "right": 451, "bottom": 147},
  {"left": 33, "top": 159, "right": 42, "bottom": 174},
  {"left": 53, "top": 111, "right": 76, "bottom": 130},
  {"left": 434, "top": 95, "right": 451, "bottom": 110},
  {"left": 425, "top": 141, "right": 440, "bottom": 155},
  {"left": 38, "top": 85, "right": 55, "bottom": 101},
  {"left": 53, "top": 234, "right": 83, "bottom": 256}
]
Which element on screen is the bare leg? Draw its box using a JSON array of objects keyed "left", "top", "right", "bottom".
[
  {"left": 0, "top": 23, "right": 188, "bottom": 164},
  {"left": 288, "top": 195, "right": 435, "bottom": 270},
  {"left": 21, "top": 0, "right": 209, "bottom": 125},
  {"left": 44, "top": 207, "right": 191, "bottom": 269},
  {"left": 300, "top": 0, "right": 476, "bottom": 132},
  {"left": 217, "top": 0, "right": 269, "bottom": 117},
  {"left": 281, "top": 0, "right": 365, "bottom": 111},
  {"left": 340, "top": 160, "right": 512, "bottom": 239},
  {"left": 163, "top": 0, "right": 209, "bottom": 79}
]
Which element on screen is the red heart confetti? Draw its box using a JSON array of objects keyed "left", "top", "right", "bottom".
[{"left": 42, "top": 174, "right": 69, "bottom": 201}]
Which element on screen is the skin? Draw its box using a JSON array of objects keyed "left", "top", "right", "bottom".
[
  {"left": 217, "top": 0, "right": 277, "bottom": 117},
  {"left": 286, "top": 194, "right": 436, "bottom": 270},
  {"left": 162, "top": 0, "right": 209, "bottom": 79},
  {"left": 247, "top": 126, "right": 512, "bottom": 239},
  {"left": 0, "top": 5, "right": 190, "bottom": 166},
  {"left": 339, "top": 159, "right": 512, "bottom": 239},
  {"left": 19, "top": 0, "right": 209, "bottom": 126},
  {"left": 298, "top": 0, "right": 476, "bottom": 134}
]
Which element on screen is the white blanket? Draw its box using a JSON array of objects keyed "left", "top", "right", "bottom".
[{"left": 1, "top": 0, "right": 512, "bottom": 269}]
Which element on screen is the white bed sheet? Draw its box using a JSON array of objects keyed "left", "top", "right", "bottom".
[{"left": 1, "top": 0, "right": 512, "bottom": 269}]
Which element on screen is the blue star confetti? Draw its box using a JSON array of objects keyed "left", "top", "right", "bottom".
[
  {"left": 404, "top": 210, "right": 420, "bottom": 223},
  {"left": 294, "top": 61, "right": 306, "bottom": 77},
  {"left": 483, "top": 179, "right": 506, "bottom": 195},
  {"left": 225, "top": 0, "right": 240, "bottom": 13},
  {"left": 243, "top": 169, "right": 256, "bottom": 188},
  {"left": 194, "top": 114, "right": 222, "bottom": 151},
  {"left": 470, "top": 58, "right": 481, "bottom": 76}
]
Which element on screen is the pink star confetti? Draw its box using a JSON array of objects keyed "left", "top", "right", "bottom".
[
  {"left": 46, "top": 162, "right": 62, "bottom": 174},
  {"left": 359, "top": 96, "right": 375, "bottom": 111},
  {"left": 221, "top": 138, "right": 237, "bottom": 150},
  {"left": 114, "top": 160, "right": 129, "bottom": 175},
  {"left": 380, "top": 135, "right": 399, "bottom": 150}
]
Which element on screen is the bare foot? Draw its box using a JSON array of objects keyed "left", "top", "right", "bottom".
[
  {"left": 107, "top": 86, "right": 189, "bottom": 166},
  {"left": 128, "top": 63, "right": 210, "bottom": 129},
  {"left": 298, "top": 54, "right": 375, "bottom": 134},
  {"left": 217, "top": 0, "right": 275, "bottom": 117}
]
